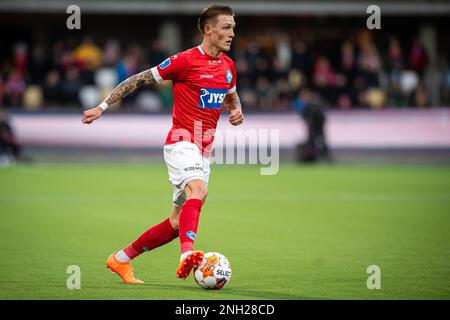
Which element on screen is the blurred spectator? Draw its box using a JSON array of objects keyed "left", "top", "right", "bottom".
[
  {"left": 444, "top": 68, "right": 450, "bottom": 104},
  {"left": 409, "top": 38, "right": 429, "bottom": 77},
  {"left": 60, "top": 46, "right": 77, "bottom": 70},
  {"left": 255, "top": 76, "right": 274, "bottom": 111},
  {"left": 412, "top": 83, "right": 429, "bottom": 107},
  {"left": 239, "top": 88, "right": 258, "bottom": 111},
  {"left": 95, "top": 68, "right": 118, "bottom": 90},
  {"left": 0, "top": 77, "right": 4, "bottom": 107},
  {"left": 103, "top": 39, "right": 121, "bottom": 67},
  {"left": 294, "top": 89, "right": 330, "bottom": 162},
  {"left": 387, "top": 37, "right": 404, "bottom": 71},
  {"left": 338, "top": 41, "right": 356, "bottom": 106},
  {"left": 292, "top": 41, "right": 313, "bottom": 77},
  {"left": 340, "top": 41, "right": 356, "bottom": 74},
  {"left": 74, "top": 36, "right": 103, "bottom": 70},
  {"left": 337, "top": 93, "right": 352, "bottom": 110},
  {"left": 4, "top": 69, "right": 26, "bottom": 106},
  {"left": 135, "top": 91, "right": 163, "bottom": 112},
  {"left": 364, "top": 88, "right": 386, "bottom": 109},
  {"left": 0, "top": 109, "right": 23, "bottom": 164},
  {"left": 43, "top": 69, "right": 61, "bottom": 105},
  {"left": 23, "top": 85, "right": 43, "bottom": 110},
  {"left": 116, "top": 52, "right": 139, "bottom": 84},
  {"left": 358, "top": 44, "right": 382, "bottom": 82},
  {"left": 400, "top": 70, "right": 420, "bottom": 97},
  {"left": 51, "top": 41, "right": 66, "bottom": 69},
  {"left": 60, "top": 67, "right": 82, "bottom": 105},
  {"left": 29, "top": 42, "right": 50, "bottom": 85},
  {"left": 79, "top": 86, "right": 100, "bottom": 109},
  {"left": 13, "top": 42, "right": 28, "bottom": 78},
  {"left": 148, "top": 39, "right": 167, "bottom": 67},
  {"left": 313, "top": 56, "right": 337, "bottom": 88},
  {"left": 354, "top": 44, "right": 382, "bottom": 107},
  {"left": 275, "top": 35, "right": 292, "bottom": 72},
  {"left": 288, "top": 69, "right": 303, "bottom": 92}
]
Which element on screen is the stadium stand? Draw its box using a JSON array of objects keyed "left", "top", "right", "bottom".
[{"left": 0, "top": 1, "right": 449, "bottom": 112}]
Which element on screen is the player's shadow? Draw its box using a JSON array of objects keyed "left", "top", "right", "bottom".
[{"left": 141, "top": 283, "right": 317, "bottom": 300}]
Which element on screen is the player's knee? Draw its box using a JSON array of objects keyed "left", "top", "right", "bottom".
[
  {"left": 187, "top": 182, "right": 208, "bottom": 201},
  {"left": 194, "top": 185, "right": 208, "bottom": 201}
]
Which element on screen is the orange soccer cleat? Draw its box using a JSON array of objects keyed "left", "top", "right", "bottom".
[
  {"left": 106, "top": 252, "right": 144, "bottom": 284},
  {"left": 176, "top": 250, "right": 204, "bottom": 280}
]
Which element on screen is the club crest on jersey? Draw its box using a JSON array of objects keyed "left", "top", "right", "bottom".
[
  {"left": 199, "top": 88, "right": 227, "bottom": 109},
  {"left": 226, "top": 69, "right": 233, "bottom": 84},
  {"left": 159, "top": 58, "right": 171, "bottom": 69}
]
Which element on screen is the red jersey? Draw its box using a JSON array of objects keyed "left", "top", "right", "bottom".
[{"left": 151, "top": 46, "right": 237, "bottom": 156}]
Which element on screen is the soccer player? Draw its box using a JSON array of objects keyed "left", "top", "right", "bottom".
[{"left": 82, "top": 5, "right": 243, "bottom": 284}]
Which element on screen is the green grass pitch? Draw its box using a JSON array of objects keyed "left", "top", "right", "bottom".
[{"left": 0, "top": 163, "right": 449, "bottom": 299}]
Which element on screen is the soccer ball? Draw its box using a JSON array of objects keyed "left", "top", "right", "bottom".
[{"left": 194, "top": 252, "right": 232, "bottom": 289}]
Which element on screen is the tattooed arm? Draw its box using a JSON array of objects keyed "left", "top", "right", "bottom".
[
  {"left": 104, "top": 69, "right": 155, "bottom": 105},
  {"left": 82, "top": 69, "right": 156, "bottom": 124}
]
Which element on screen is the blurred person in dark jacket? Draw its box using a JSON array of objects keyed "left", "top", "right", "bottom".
[
  {"left": 0, "top": 109, "right": 21, "bottom": 162},
  {"left": 0, "top": 110, "right": 32, "bottom": 164},
  {"left": 293, "top": 89, "right": 331, "bottom": 162}
]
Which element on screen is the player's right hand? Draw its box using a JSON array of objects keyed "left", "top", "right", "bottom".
[
  {"left": 228, "top": 109, "right": 244, "bottom": 126},
  {"left": 82, "top": 106, "right": 103, "bottom": 124}
]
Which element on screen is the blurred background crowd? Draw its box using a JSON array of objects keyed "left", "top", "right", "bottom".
[
  {"left": 1, "top": 1, "right": 450, "bottom": 166},
  {"left": 1, "top": 12, "right": 449, "bottom": 112}
]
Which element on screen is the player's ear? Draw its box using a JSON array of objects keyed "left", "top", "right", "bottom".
[{"left": 204, "top": 23, "right": 213, "bottom": 35}]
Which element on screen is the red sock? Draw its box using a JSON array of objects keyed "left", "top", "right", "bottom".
[
  {"left": 178, "top": 199, "right": 203, "bottom": 254},
  {"left": 123, "top": 218, "right": 178, "bottom": 260}
]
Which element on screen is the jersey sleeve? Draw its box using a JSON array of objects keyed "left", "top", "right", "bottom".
[
  {"left": 150, "top": 53, "right": 188, "bottom": 83},
  {"left": 227, "top": 61, "right": 237, "bottom": 94}
]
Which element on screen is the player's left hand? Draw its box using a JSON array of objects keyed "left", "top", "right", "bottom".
[{"left": 229, "top": 109, "right": 243, "bottom": 126}]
